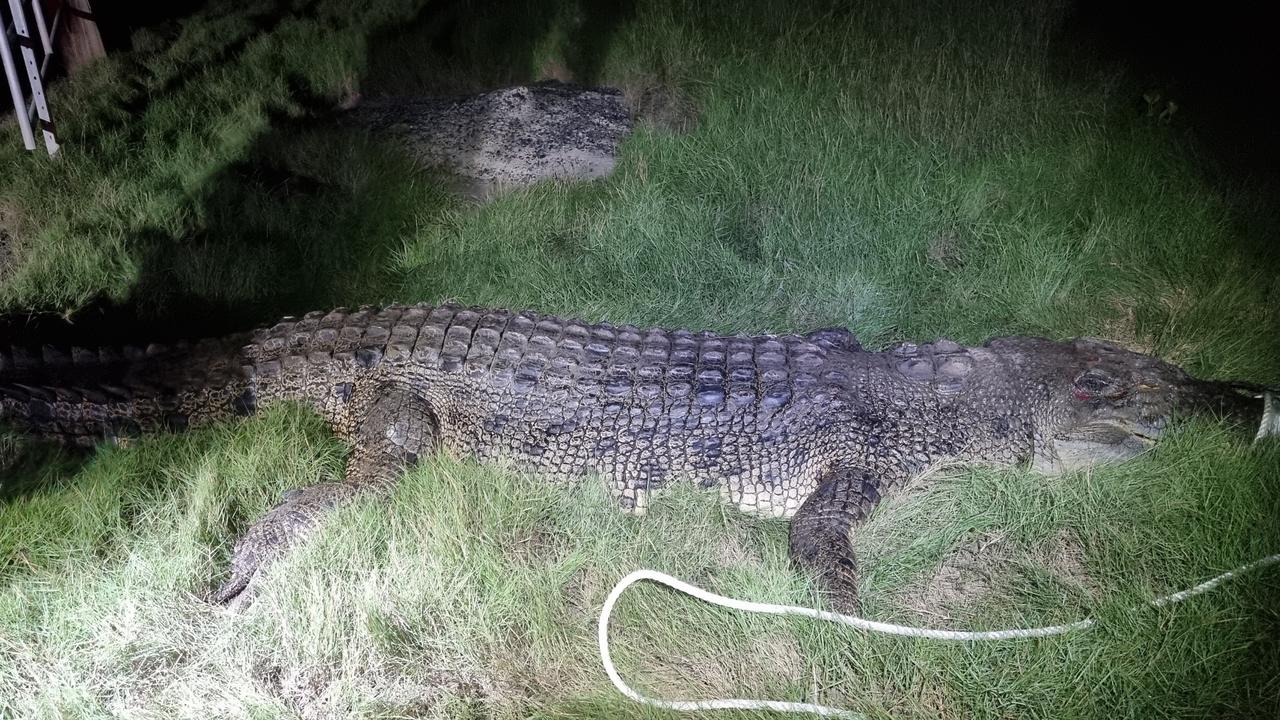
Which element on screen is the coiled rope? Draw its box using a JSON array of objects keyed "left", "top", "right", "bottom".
[{"left": 598, "top": 556, "right": 1280, "bottom": 717}]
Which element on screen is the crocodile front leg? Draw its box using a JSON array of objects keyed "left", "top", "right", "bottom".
[
  {"left": 788, "top": 466, "right": 883, "bottom": 614},
  {"left": 213, "top": 384, "right": 437, "bottom": 604}
]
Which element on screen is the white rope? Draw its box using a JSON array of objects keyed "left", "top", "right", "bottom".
[
  {"left": 598, "top": 555, "right": 1280, "bottom": 718},
  {"left": 1256, "top": 391, "right": 1279, "bottom": 443}
]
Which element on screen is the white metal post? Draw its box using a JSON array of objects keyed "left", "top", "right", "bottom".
[
  {"left": 0, "top": 8, "right": 36, "bottom": 150},
  {"left": 30, "top": 0, "right": 50, "bottom": 54},
  {"left": 7, "top": 0, "right": 56, "bottom": 154},
  {"left": 26, "top": 0, "right": 59, "bottom": 120}
]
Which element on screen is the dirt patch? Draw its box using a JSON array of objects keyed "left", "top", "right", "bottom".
[
  {"left": 626, "top": 81, "right": 700, "bottom": 134},
  {"left": 896, "top": 528, "right": 1096, "bottom": 618},
  {"left": 285, "top": 671, "right": 334, "bottom": 716},
  {"left": 347, "top": 82, "right": 633, "bottom": 200},
  {"left": 905, "top": 532, "right": 1007, "bottom": 616},
  {"left": 257, "top": 660, "right": 492, "bottom": 720},
  {"left": 1098, "top": 299, "right": 1145, "bottom": 353},
  {"left": 713, "top": 532, "right": 765, "bottom": 570},
  {"left": 927, "top": 230, "right": 964, "bottom": 270},
  {"left": 1040, "top": 527, "right": 1096, "bottom": 594},
  {"left": 504, "top": 526, "right": 565, "bottom": 567}
]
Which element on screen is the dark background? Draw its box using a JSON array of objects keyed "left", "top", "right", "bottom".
[{"left": 89, "top": 0, "right": 1280, "bottom": 180}]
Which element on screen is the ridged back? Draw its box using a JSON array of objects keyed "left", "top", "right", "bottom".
[
  {"left": 2, "top": 302, "right": 865, "bottom": 445},
  {"left": 240, "top": 303, "right": 861, "bottom": 415}
]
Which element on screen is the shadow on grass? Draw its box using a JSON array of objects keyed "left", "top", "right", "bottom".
[
  {"left": 0, "top": 436, "right": 87, "bottom": 504},
  {"left": 2, "top": 119, "right": 451, "bottom": 337}
]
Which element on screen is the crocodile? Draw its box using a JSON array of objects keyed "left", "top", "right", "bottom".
[{"left": 0, "top": 303, "right": 1269, "bottom": 609}]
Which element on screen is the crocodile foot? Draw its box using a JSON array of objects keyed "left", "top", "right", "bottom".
[
  {"left": 213, "top": 385, "right": 437, "bottom": 607},
  {"left": 213, "top": 482, "right": 357, "bottom": 606},
  {"left": 789, "top": 466, "right": 881, "bottom": 616}
]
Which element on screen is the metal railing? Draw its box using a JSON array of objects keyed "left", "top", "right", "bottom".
[{"left": 1, "top": 0, "right": 67, "bottom": 155}]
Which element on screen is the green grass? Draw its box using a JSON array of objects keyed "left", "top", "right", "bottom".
[
  {"left": 3, "top": 0, "right": 1280, "bottom": 717},
  {"left": 3, "top": 411, "right": 1278, "bottom": 718}
]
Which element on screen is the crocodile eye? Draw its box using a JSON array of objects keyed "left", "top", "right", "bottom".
[{"left": 1072, "top": 369, "right": 1129, "bottom": 401}]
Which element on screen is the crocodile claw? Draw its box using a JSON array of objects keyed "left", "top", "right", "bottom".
[{"left": 213, "top": 482, "right": 356, "bottom": 606}]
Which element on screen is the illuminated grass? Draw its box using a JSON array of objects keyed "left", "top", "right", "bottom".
[
  {"left": 2, "top": 0, "right": 1279, "bottom": 717},
  {"left": 2, "top": 410, "right": 1277, "bottom": 718}
]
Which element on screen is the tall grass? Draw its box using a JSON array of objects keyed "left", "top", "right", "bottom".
[
  {"left": 2, "top": 0, "right": 1278, "bottom": 717},
  {"left": 2, "top": 409, "right": 1277, "bottom": 718}
]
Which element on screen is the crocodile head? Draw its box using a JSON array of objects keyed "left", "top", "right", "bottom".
[{"left": 991, "top": 337, "right": 1269, "bottom": 474}]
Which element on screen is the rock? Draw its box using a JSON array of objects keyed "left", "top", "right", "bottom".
[{"left": 348, "top": 81, "right": 634, "bottom": 199}]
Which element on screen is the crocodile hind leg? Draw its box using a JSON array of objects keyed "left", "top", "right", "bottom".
[
  {"left": 788, "top": 466, "right": 883, "bottom": 614},
  {"left": 213, "top": 384, "right": 437, "bottom": 604}
]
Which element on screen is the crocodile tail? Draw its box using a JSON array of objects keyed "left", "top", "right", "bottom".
[
  {"left": 0, "top": 303, "right": 443, "bottom": 446},
  {"left": 0, "top": 334, "right": 252, "bottom": 446}
]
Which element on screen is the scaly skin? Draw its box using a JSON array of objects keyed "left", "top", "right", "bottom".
[{"left": 0, "top": 304, "right": 1266, "bottom": 608}]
